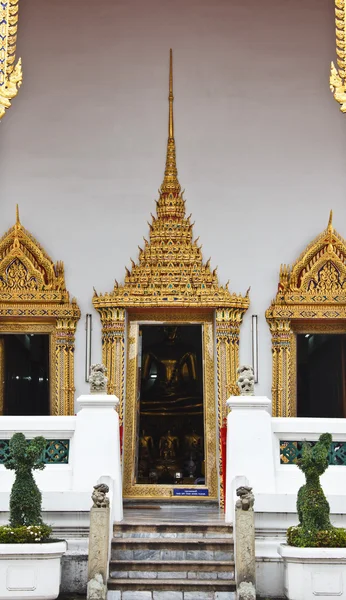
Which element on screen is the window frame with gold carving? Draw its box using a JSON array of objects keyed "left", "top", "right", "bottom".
[
  {"left": 266, "top": 212, "right": 346, "bottom": 418},
  {"left": 0, "top": 209, "right": 80, "bottom": 416}
]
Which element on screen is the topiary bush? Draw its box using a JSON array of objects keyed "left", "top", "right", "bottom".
[
  {"left": 288, "top": 432, "right": 346, "bottom": 548},
  {"left": 3, "top": 433, "right": 51, "bottom": 539}
]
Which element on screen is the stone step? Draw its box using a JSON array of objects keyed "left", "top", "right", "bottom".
[
  {"left": 110, "top": 560, "right": 235, "bottom": 572},
  {"left": 107, "top": 578, "right": 237, "bottom": 593},
  {"left": 108, "top": 591, "right": 236, "bottom": 600},
  {"left": 109, "top": 560, "right": 235, "bottom": 580},
  {"left": 113, "top": 522, "right": 233, "bottom": 538},
  {"left": 111, "top": 538, "right": 234, "bottom": 561}
]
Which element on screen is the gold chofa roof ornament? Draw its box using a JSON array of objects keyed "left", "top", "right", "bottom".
[
  {"left": 93, "top": 50, "right": 249, "bottom": 310},
  {"left": 0, "top": 0, "right": 22, "bottom": 120}
]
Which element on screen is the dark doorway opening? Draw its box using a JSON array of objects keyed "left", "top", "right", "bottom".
[
  {"left": 1, "top": 334, "right": 50, "bottom": 416},
  {"left": 297, "top": 333, "right": 346, "bottom": 418},
  {"left": 136, "top": 324, "right": 205, "bottom": 485}
]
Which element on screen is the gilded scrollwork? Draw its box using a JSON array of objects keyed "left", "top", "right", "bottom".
[
  {"left": 93, "top": 52, "right": 249, "bottom": 502},
  {"left": 330, "top": 0, "right": 346, "bottom": 112},
  {"left": 266, "top": 212, "right": 346, "bottom": 417},
  {"left": 0, "top": 208, "right": 80, "bottom": 416},
  {"left": 0, "top": 0, "right": 22, "bottom": 120}
]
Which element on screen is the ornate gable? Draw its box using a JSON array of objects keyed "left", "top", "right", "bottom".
[
  {"left": 0, "top": 207, "right": 69, "bottom": 304},
  {"left": 273, "top": 211, "right": 346, "bottom": 308}
]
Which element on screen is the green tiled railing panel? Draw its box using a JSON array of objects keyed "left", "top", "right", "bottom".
[
  {"left": 0, "top": 439, "right": 70, "bottom": 464},
  {"left": 280, "top": 440, "right": 346, "bottom": 465}
]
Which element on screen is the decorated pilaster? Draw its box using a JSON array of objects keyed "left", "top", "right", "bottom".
[
  {"left": 268, "top": 318, "right": 292, "bottom": 417},
  {"left": 56, "top": 311, "right": 79, "bottom": 416},
  {"left": 96, "top": 307, "right": 125, "bottom": 423}
]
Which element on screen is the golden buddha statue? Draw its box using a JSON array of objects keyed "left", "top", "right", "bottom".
[
  {"left": 184, "top": 429, "right": 203, "bottom": 455},
  {"left": 140, "top": 326, "right": 202, "bottom": 415},
  {"left": 138, "top": 429, "right": 154, "bottom": 460},
  {"left": 159, "top": 429, "right": 179, "bottom": 460}
]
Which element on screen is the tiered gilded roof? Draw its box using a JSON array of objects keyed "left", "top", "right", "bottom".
[{"left": 93, "top": 51, "right": 249, "bottom": 310}]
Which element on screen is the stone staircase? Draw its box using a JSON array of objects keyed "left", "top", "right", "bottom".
[{"left": 107, "top": 519, "right": 236, "bottom": 600}]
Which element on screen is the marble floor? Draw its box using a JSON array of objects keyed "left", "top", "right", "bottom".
[{"left": 122, "top": 503, "right": 226, "bottom": 525}]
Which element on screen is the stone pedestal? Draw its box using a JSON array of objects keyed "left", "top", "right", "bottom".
[
  {"left": 235, "top": 488, "right": 256, "bottom": 600},
  {"left": 87, "top": 506, "right": 110, "bottom": 600}
]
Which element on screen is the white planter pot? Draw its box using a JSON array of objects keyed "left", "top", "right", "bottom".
[
  {"left": 279, "top": 543, "right": 346, "bottom": 600},
  {"left": 0, "top": 541, "right": 66, "bottom": 600}
]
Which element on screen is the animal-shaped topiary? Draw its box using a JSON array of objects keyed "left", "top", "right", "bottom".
[
  {"left": 4, "top": 433, "right": 46, "bottom": 527},
  {"left": 297, "top": 432, "right": 332, "bottom": 533}
]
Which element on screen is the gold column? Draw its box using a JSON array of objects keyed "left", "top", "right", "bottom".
[
  {"left": 215, "top": 307, "right": 245, "bottom": 508},
  {"left": 0, "top": 337, "right": 4, "bottom": 415},
  {"left": 269, "top": 319, "right": 292, "bottom": 417},
  {"left": 100, "top": 308, "right": 126, "bottom": 424},
  {"left": 55, "top": 318, "right": 77, "bottom": 416},
  {"left": 216, "top": 308, "right": 245, "bottom": 417}
]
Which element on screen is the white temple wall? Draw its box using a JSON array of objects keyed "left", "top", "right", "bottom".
[{"left": 1, "top": 0, "right": 345, "bottom": 403}]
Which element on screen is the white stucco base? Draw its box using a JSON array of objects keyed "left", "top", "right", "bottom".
[
  {"left": 0, "top": 541, "right": 66, "bottom": 600},
  {"left": 279, "top": 544, "right": 346, "bottom": 600}
]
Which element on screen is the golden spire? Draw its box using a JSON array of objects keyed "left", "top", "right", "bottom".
[
  {"left": 15, "top": 204, "right": 21, "bottom": 228},
  {"left": 327, "top": 209, "right": 334, "bottom": 252},
  {"left": 160, "top": 49, "right": 181, "bottom": 197}
]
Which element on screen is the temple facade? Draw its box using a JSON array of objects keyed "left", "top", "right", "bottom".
[{"left": 1, "top": 0, "right": 346, "bottom": 502}]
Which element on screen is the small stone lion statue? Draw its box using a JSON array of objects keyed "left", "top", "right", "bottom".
[
  {"left": 91, "top": 483, "right": 110, "bottom": 508},
  {"left": 237, "top": 365, "right": 255, "bottom": 396},
  {"left": 236, "top": 486, "right": 255, "bottom": 511},
  {"left": 89, "top": 364, "right": 108, "bottom": 394}
]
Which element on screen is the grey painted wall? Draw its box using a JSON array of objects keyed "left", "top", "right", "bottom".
[{"left": 1, "top": 0, "right": 346, "bottom": 401}]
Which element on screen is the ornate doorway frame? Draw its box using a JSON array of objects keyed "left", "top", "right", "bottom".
[
  {"left": 0, "top": 209, "right": 80, "bottom": 415},
  {"left": 266, "top": 213, "right": 346, "bottom": 417},
  {"left": 93, "top": 51, "right": 249, "bottom": 503},
  {"left": 123, "top": 309, "right": 217, "bottom": 500}
]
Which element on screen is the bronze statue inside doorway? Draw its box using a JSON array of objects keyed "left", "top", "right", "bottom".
[{"left": 136, "top": 324, "right": 205, "bottom": 485}]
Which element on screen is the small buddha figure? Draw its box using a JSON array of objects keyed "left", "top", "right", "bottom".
[
  {"left": 159, "top": 430, "right": 179, "bottom": 460},
  {"left": 138, "top": 429, "right": 154, "bottom": 460},
  {"left": 184, "top": 429, "right": 203, "bottom": 457},
  {"left": 140, "top": 326, "right": 202, "bottom": 415}
]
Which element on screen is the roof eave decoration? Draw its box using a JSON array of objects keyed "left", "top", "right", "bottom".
[
  {"left": 266, "top": 211, "right": 346, "bottom": 320},
  {"left": 0, "top": 207, "right": 80, "bottom": 319},
  {"left": 0, "top": 0, "right": 22, "bottom": 120},
  {"left": 93, "top": 50, "right": 249, "bottom": 314}
]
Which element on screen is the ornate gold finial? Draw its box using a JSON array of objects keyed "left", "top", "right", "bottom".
[
  {"left": 0, "top": 1, "right": 22, "bottom": 120},
  {"left": 15, "top": 204, "right": 21, "bottom": 228},
  {"left": 327, "top": 210, "right": 334, "bottom": 252},
  {"left": 160, "top": 49, "right": 181, "bottom": 197},
  {"left": 330, "top": 0, "right": 346, "bottom": 112}
]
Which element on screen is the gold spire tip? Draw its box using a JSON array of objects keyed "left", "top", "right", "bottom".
[
  {"left": 328, "top": 209, "right": 333, "bottom": 231},
  {"left": 169, "top": 48, "right": 174, "bottom": 139},
  {"left": 160, "top": 49, "right": 181, "bottom": 196},
  {"left": 15, "top": 204, "right": 20, "bottom": 227}
]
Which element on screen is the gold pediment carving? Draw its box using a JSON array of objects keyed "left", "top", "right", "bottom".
[
  {"left": 0, "top": 207, "right": 72, "bottom": 306},
  {"left": 272, "top": 211, "right": 346, "bottom": 306},
  {"left": 266, "top": 211, "right": 346, "bottom": 418}
]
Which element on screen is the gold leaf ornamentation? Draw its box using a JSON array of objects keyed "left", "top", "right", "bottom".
[{"left": 0, "top": 0, "right": 22, "bottom": 120}]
